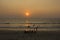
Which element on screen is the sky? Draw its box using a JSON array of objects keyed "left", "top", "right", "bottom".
[{"left": 0, "top": 0, "right": 60, "bottom": 18}]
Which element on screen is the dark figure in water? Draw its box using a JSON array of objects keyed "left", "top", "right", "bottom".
[
  {"left": 35, "top": 25, "right": 40, "bottom": 31},
  {"left": 33, "top": 24, "right": 35, "bottom": 27},
  {"left": 27, "top": 26, "right": 30, "bottom": 28},
  {"left": 34, "top": 26, "right": 38, "bottom": 31}
]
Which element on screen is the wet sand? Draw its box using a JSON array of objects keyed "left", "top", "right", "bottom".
[{"left": 0, "top": 30, "right": 60, "bottom": 40}]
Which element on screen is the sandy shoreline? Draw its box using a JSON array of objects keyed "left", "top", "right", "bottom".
[
  {"left": 0, "top": 28, "right": 60, "bottom": 31},
  {"left": 0, "top": 30, "right": 60, "bottom": 40}
]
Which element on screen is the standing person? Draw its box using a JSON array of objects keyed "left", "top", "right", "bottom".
[
  {"left": 35, "top": 26, "right": 38, "bottom": 31},
  {"left": 33, "top": 24, "right": 35, "bottom": 31},
  {"left": 27, "top": 25, "right": 30, "bottom": 31}
]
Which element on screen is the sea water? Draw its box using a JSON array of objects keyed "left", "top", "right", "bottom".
[
  {"left": 0, "top": 18, "right": 60, "bottom": 31},
  {"left": 0, "top": 18, "right": 60, "bottom": 27}
]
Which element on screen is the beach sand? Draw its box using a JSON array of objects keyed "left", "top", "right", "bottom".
[{"left": 0, "top": 29, "right": 60, "bottom": 40}]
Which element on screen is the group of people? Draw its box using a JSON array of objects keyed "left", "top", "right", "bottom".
[{"left": 27, "top": 24, "right": 39, "bottom": 31}]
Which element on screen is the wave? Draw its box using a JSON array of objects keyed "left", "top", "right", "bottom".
[{"left": 0, "top": 22, "right": 60, "bottom": 24}]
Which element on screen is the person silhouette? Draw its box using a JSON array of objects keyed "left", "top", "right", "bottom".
[
  {"left": 28, "top": 25, "right": 30, "bottom": 28},
  {"left": 35, "top": 26, "right": 38, "bottom": 31},
  {"left": 33, "top": 24, "right": 35, "bottom": 31}
]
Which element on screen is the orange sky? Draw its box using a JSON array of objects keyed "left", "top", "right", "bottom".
[{"left": 0, "top": 0, "right": 60, "bottom": 18}]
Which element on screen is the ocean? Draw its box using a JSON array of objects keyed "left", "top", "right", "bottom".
[
  {"left": 0, "top": 18, "right": 60, "bottom": 40},
  {"left": 0, "top": 18, "right": 60, "bottom": 31}
]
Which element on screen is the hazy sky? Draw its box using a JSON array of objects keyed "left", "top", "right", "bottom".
[{"left": 0, "top": 0, "right": 60, "bottom": 18}]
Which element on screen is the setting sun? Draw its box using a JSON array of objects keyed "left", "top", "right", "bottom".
[{"left": 25, "top": 12, "right": 30, "bottom": 16}]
